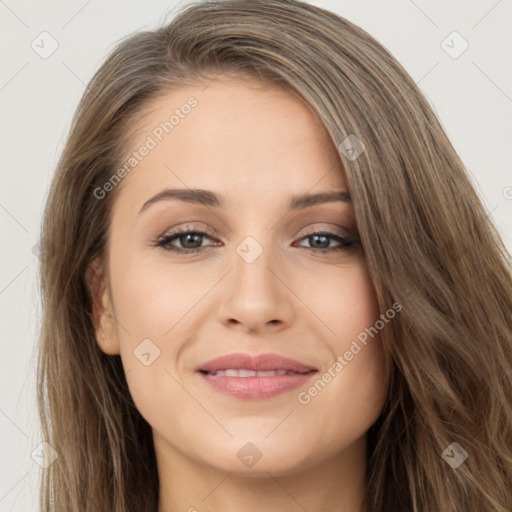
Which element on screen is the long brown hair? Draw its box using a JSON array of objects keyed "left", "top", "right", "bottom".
[{"left": 36, "top": 1, "right": 512, "bottom": 510}]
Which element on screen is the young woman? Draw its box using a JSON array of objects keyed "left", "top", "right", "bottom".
[{"left": 36, "top": 1, "right": 512, "bottom": 511}]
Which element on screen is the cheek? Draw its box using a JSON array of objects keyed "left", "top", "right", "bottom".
[
  {"left": 310, "top": 258, "right": 380, "bottom": 344},
  {"left": 296, "top": 261, "right": 387, "bottom": 436},
  {"left": 332, "top": 262, "right": 386, "bottom": 389},
  {"left": 109, "top": 243, "right": 200, "bottom": 340},
  {"left": 107, "top": 247, "right": 217, "bottom": 419}
]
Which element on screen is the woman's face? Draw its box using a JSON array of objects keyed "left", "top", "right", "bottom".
[{"left": 95, "top": 76, "right": 388, "bottom": 476}]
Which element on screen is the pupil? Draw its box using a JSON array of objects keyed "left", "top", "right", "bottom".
[
  {"left": 311, "top": 235, "right": 328, "bottom": 248},
  {"left": 182, "top": 233, "right": 201, "bottom": 248}
]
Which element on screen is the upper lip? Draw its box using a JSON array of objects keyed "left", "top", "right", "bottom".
[{"left": 197, "top": 353, "right": 317, "bottom": 374}]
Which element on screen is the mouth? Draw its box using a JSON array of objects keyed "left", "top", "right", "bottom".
[
  {"left": 196, "top": 353, "right": 317, "bottom": 400},
  {"left": 201, "top": 369, "right": 304, "bottom": 377}
]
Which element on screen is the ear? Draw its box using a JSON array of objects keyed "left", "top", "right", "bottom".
[{"left": 85, "top": 257, "right": 120, "bottom": 355}]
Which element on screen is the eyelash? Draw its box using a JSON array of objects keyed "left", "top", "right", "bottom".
[{"left": 153, "top": 226, "right": 358, "bottom": 255}]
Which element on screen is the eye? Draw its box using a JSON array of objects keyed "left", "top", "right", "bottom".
[
  {"left": 152, "top": 225, "right": 358, "bottom": 255},
  {"left": 154, "top": 226, "right": 219, "bottom": 254},
  {"left": 293, "top": 230, "right": 357, "bottom": 253}
]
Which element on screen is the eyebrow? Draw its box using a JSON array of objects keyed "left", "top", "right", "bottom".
[{"left": 138, "top": 188, "right": 351, "bottom": 214}]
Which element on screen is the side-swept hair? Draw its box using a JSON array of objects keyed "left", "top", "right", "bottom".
[{"left": 37, "top": 1, "right": 512, "bottom": 510}]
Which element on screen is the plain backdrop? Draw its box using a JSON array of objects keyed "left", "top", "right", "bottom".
[{"left": 0, "top": 0, "right": 511, "bottom": 509}]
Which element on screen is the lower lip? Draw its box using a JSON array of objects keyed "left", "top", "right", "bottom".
[{"left": 199, "top": 372, "right": 316, "bottom": 400}]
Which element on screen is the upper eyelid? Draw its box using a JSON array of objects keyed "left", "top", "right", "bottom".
[
  {"left": 161, "top": 225, "right": 350, "bottom": 237},
  {"left": 164, "top": 224, "right": 217, "bottom": 237}
]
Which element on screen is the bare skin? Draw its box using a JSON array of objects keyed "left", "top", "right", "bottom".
[{"left": 88, "top": 76, "right": 388, "bottom": 512}]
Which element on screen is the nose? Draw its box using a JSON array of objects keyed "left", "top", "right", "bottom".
[{"left": 217, "top": 241, "right": 295, "bottom": 334}]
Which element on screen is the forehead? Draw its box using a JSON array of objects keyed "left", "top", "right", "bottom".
[{"left": 114, "top": 77, "right": 346, "bottom": 212}]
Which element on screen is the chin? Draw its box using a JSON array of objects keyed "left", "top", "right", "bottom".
[{"left": 188, "top": 434, "right": 319, "bottom": 477}]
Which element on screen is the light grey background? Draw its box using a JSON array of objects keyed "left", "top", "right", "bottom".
[{"left": 1, "top": 0, "right": 511, "bottom": 509}]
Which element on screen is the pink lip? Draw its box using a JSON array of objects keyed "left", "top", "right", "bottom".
[{"left": 197, "top": 353, "right": 317, "bottom": 400}]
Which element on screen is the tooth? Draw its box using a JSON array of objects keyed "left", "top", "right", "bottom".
[
  {"left": 207, "top": 369, "right": 296, "bottom": 377},
  {"left": 238, "top": 369, "right": 257, "bottom": 377}
]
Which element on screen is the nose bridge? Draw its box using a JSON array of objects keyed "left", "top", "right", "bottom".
[
  {"left": 216, "top": 232, "right": 295, "bottom": 331},
  {"left": 232, "top": 233, "right": 280, "bottom": 301}
]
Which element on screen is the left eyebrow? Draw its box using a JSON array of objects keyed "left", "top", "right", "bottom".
[
  {"left": 289, "top": 190, "right": 351, "bottom": 209},
  {"left": 138, "top": 188, "right": 351, "bottom": 215}
]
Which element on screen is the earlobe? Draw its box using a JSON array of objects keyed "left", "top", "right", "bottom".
[{"left": 96, "top": 307, "right": 120, "bottom": 355}]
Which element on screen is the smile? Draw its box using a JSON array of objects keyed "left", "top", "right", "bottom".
[{"left": 197, "top": 353, "right": 317, "bottom": 399}]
